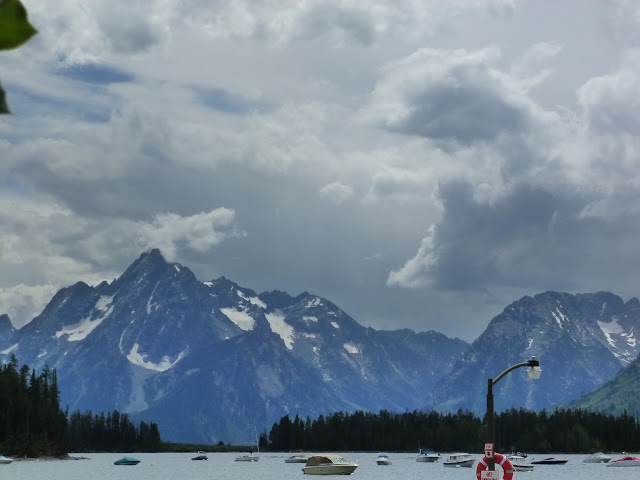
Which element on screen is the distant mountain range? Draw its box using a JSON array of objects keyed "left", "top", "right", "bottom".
[
  {"left": 1, "top": 249, "right": 638, "bottom": 443},
  {"left": 424, "top": 291, "right": 640, "bottom": 416}
]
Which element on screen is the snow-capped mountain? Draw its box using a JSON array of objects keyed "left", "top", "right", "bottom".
[
  {"left": 423, "top": 291, "right": 640, "bottom": 416},
  {"left": 0, "top": 249, "right": 468, "bottom": 443}
]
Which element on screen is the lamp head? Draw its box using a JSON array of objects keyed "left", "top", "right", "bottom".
[{"left": 527, "top": 356, "right": 541, "bottom": 380}]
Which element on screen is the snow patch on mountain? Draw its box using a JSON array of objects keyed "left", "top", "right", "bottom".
[
  {"left": 55, "top": 295, "right": 114, "bottom": 341},
  {"left": 306, "top": 297, "right": 322, "bottom": 308},
  {"left": 598, "top": 316, "right": 625, "bottom": 347},
  {"left": 303, "top": 316, "right": 318, "bottom": 323},
  {"left": 1, "top": 343, "right": 17, "bottom": 355},
  {"left": 552, "top": 308, "right": 568, "bottom": 328},
  {"left": 237, "top": 290, "right": 266, "bottom": 308},
  {"left": 221, "top": 307, "right": 255, "bottom": 331},
  {"left": 623, "top": 330, "right": 636, "bottom": 347},
  {"left": 344, "top": 343, "right": 359, "bottom": 354},
  {"left": 265, "top": 311, "right": 294, "bottom": 349},
  {"left": 126, "top": 343, "right": 186, "bottom": 372}
]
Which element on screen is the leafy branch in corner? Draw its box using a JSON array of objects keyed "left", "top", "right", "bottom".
[{"left": 0, "top": 0, "right": 38, "bottom": 114}]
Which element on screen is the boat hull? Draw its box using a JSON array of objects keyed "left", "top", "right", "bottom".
[
  {"left": 235, "top": 455, "right": 259, "bottom": 462},
  {"left": 302, "top": 465, "right": 358, "bottom": 475},
  {"left": 607, "top": 457, "right": 640, "bottom": 467},
  {"left": 443, "top": 459, "right": 475, "bottom": 468},
  {"left": 114, "top": 457, "right": 140, "bottom": 466},
  {"left": 584, "top": 454, "right": 612, "bottom": 463},
  {"left": 286, "top": 456, "right": 310, "bottom": 463},
  {"left": 531, "top": 460, "right": 567, "bottom": 465}
]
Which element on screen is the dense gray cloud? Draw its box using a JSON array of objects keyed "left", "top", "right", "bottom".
[{"left": 1, "top": 0, "right": 638, "bottom": 342}]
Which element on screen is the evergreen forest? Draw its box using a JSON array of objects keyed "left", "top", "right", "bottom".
[
  {"left": 0, "top": 355, "right": 162, "bottom": 457},
  {"left": 3, "top": 353, "right": 640, "bottom": 456},
  {"left": 263, "top": 408, "right": 640, "bottom": 453}
]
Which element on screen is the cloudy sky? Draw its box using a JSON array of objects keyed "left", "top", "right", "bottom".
[{"left": 1, "top": 0, "right": 639, "bottom": 342}]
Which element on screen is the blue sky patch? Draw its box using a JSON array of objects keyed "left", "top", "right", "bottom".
[
  {"left": 190, "top": 85, "right": 272, "bottom": 115},
  {"left": 55, "top": 63, "right": 134, "bottom": 85}
]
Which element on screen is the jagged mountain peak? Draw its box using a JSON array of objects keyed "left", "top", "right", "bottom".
[
  {"left": 0, "top": 313, "right": 13, "bottom": 331},
  {"left": 0, "top": 314, "right": 16, "bottom": 349}
]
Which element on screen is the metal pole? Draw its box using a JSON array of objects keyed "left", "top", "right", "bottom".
[
  {"left": 487, "top": 378, "right": 495, "bottom": 471},
  {"left": 484, "top": 358, "right": 539, "bottom": 473}
]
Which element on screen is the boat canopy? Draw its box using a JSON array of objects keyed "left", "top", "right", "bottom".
[{"left": 305, "top": 454, "right": 345, "bottom": 466}]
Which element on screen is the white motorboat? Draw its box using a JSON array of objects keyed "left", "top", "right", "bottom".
[
  {"left": 0, "top": 455, "right": 14, "bottom": 464},
  {"left": 583, "top": 452, "right": 612, "bottom": 463},
  {"left": 443, "top": 452, "right": 474, "bottom": 468},
  {"left": 235, "top": 451, "right": 259, "bottom": 462},
  {"left": 508, "top": 454, "right": 535, "bottom": 471},
  {"left": 416, "top": 448, "right": 440, "bottom": 462},
  {"left": 302, "top": 454, "right": 358, "bottom": 475},
  {"left": 376, "top": 452, "right": 392, "bottom": 465},
  {"left": 607, "top": 455, "right": 640, "bottom": 467},
  {"left": 285, "top": 453, "right": 310, "bottom": 463}
]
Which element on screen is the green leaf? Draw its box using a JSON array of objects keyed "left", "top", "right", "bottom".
[
  {"left": 0, "top": 0, "right": 38, "bottom": 50},
  {"left": 0, "top": 80, "right": 10, "bottom": 114}
]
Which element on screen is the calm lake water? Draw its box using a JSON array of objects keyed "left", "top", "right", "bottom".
[{"left": 2, "top": 451, "right": 640, "bottom": 480}]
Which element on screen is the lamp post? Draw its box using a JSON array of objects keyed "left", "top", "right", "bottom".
[{"left": 486, "top": 356, "right": 541, "bottom": 472}]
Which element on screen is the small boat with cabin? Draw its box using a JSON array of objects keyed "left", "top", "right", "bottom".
[
  {"left": 507, "top": 454, "right": 535, "bottom": 471},
  {"left": 443, "top": 452, "right": 474, "bottom": 468},
  {"left": 416, "top": 448, "right": 440, "bottom": 462},
  {"left": 302, "top": 454, "right": 358, "bottom": 475},
  {"left": 583, "top": 452, "right": 612, "bottom": 463}
]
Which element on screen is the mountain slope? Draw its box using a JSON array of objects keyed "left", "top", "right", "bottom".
[{"left": 565, "top": 353, "right": 640, "bottom": 417}]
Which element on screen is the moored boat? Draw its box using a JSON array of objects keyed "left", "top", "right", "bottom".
[
  {"left": 302, "top": 454, "right": 358, "bottom": 475},
  {"left": 531, "top": 457, "right": 568, "bottom": 465},
  {"left": 376, "top": 452, "right": 392, "bottom": 465},
  {"left": 443, "top": 452, "right": 474, "bottom": 468},
  {"left": 0, "top": 455, "right": 14, "bottom": 464},
  {"left": 607, "top": 455, "right": 640, "bottom": 467},
  {"left": 114, "top": 456, "right": 140, "bottom": 465},
  {"left": 416, "top": 448, "right": 440, "bottom": 462},
  {"left": 192, "top": 451, "right": 208, "bottom": 460},
  {"left": 285, "top": 453, "right": 310, "bottom": 463},
  {"left": 507, "top": 454, "right": 535, "bottom": 471},
  {"left": 583, "top": 452, "right": 612, "bottom": 463},
  {"left": 235, "top": 451, "right": 259, "bottom": 462}
]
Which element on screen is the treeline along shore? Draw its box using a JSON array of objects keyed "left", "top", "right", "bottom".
[
  {"left": 0, "top": 355, "right": 161, "bottom": 457},
  {"left": 263, "top": 408, "right": 640, "bottom": 453},
  {"left": 2, "top": 354, "right": 640, "bottom": 456}
]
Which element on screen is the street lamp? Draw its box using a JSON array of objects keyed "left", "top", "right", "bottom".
[{"left": 486, "top": 356, "right": 541, "bottom": 472}]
